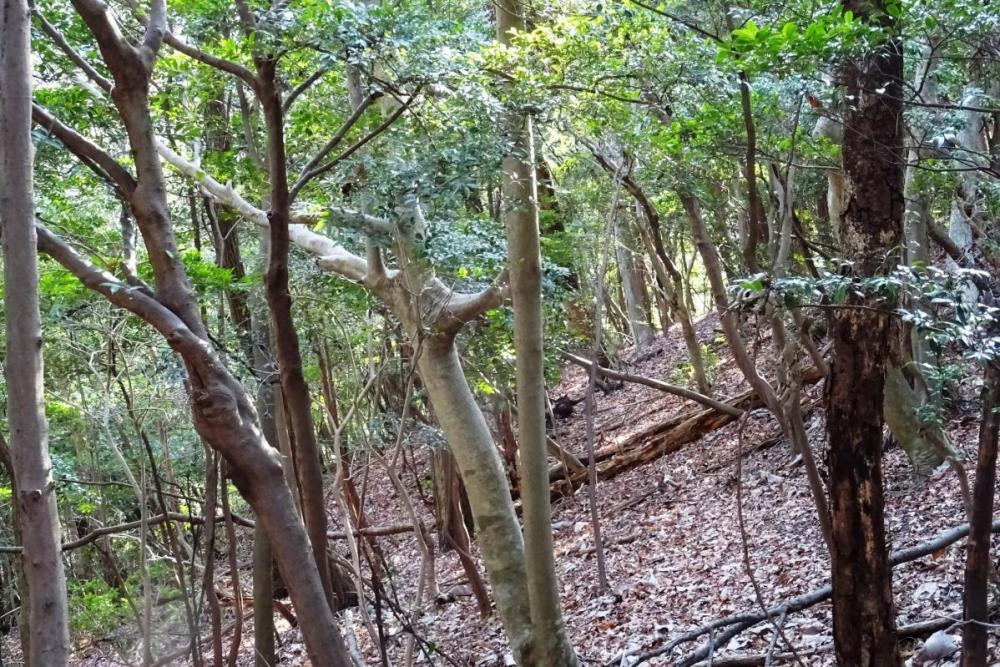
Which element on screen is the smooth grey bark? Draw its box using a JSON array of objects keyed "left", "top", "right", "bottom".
[
  {"left": 0, "top": 0, "right": 72, "bottom": 662},
  {"left": 154, "top": 39, "right": 536, "bottom": 663},
  {"left": 497, "top": 1, "right": 577, "bottom": 662},
  {"left": 416, "top": 336, "right": 533, "bottom": 662},
  {"left": 616, "top": 219, "right": 655, "bottom": 349}
]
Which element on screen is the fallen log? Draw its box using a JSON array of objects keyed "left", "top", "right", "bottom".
[
  {"left": 617, "top": 518, "right": 1000, "bottom": 667},
  {"left": 550, "top": 366, "right": 825, "bottom": 498}
]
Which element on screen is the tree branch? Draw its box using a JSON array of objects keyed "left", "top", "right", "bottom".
[
  {"left": 295, "top": 91, "right": 419, "bottom": 196},
  {"left": 282, "top": 67, "right": 330, "bottom": 113},
  {"left": 71, "top": 0, "right": 141, "bottom": 76},
  {"left": 35, "top": 223, "right": 216, "bottom": 382},
  {"left": 563, "top": 352, "right": 744, "bottom": 416},
  {"left": 0, "top": 510, "right": 412, "bottom": 554},
  {"left": 32, "top": 103, "right": 137, "bottom": 196},
  {"left": 155, "top": 141, "right": 374, "bottom": 285},
  {"left": 138, "top": 0, "right": 166, "bottom": 68},
  {"left": 163, "top": 31, "right": 257, "bottom": 87},
  {"left": 32, "top": 8, "right": 113, "bottom": 93},
  {"left": 290, "top": 92, "right": 380, "bottom": 200},
  {"left": 439, "top": 271, "right": 510, "bottom": 331}
]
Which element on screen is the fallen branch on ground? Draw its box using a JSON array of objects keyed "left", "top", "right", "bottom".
[
  {"left": 694, "top": 615, "right": 954, "bottom": 666},
  {"left": 617, "top": 519, "right": 1000, "bottom": 666},
  {"left": 563, "top": 352, "right": 744, "bottom": 416}
]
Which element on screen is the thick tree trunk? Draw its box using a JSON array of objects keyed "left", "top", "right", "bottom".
[
  {"left": 0, "top": 0, "right": 72, "bottom": 661},
  {"left": 497, "top": 1, "right": 576, "bottom": 664},
  {"left": 827, "top": 309, "right": 899, "bottom": 667},
  {"left": 416, "top": 336, "right": 533, "bottom": 662},
  {"left": 962, "top": 361, "right": 1000, "bottom": 666},
  {"left": 827, "top": 3, "right": 903, "bottom": 663}
]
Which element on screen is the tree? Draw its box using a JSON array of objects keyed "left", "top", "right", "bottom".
[
  {"left": 963, "top": 358, "right": 1000, "bottom": 666},
  {"left": 826, "top": 1, "right": 904, "bottom": 663},
  {"left": 1, "top": 0, "right": 72, "bottom": 661},
  {"left": 32, "top": 1, "right": 352, "bottom": 662},
  {"left": 497, "top": 0, "right": 578, "bottom": 664}
]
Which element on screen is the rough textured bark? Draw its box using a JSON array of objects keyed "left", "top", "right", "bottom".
[
  {"left": 0, "top": 0, "right": 72, "bottom": 661},
  {"left": 962, "top": 361, "right": 1000, "bottom": 666},
  {"left": 827, "top": 3, "right": 903, "bottom": 663},
  {"left": 498, "top": 1, "right": 577, "bottom": 664}
]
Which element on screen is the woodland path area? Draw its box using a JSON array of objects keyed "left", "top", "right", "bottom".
[
  {"left": 2, "top": 0, "right": 999, "bottom": 665},
  {"left": 43, "top": 316, "right": 995, "bottom": 667}
]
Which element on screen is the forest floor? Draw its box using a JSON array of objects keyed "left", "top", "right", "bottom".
[{"left": 42, "top": 316, "right": 1000, "bottom": 666}]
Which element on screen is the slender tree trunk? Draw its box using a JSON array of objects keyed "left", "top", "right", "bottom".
[
  {"left": 0, "top": 0, "right": 71, "bottom": 661},
  {"left": 596, "top": 158, "right": 707, "bottom": 393},
  {"left": 497, "top": 1, "right": 576, "bottom": 664},
  {"left": 216, "top": 214, "right": 278, "bottom": 667},
  {"left": 416, "top": 336, "right": 533, "bottom": 663},
  {"left": 257, "top": 68, "right": 346, "bottom": 611},
  {"left": 616, "top": 219, "right": 655, "bottom": 349},
  {"left": 827, "top": 3, "right": 903, "bottom": 664},
  {"left": 46, "top": 4, "right": 354, "bottom": 661},
  {"left": 962, "top": 361, "right": 1000, "bottom": 666}
]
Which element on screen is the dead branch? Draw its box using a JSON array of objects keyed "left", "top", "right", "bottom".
[
  {"left": 695, "top": 616, "right": 953, "bottom": 666},
  {"left": 621, "top": 519, "right": 1000, "bottom": 667},
  {"left": 549, "top": 367, "right": 825, "bottom": 498},
  {"left": 0, "top": 511, "right": 414, "bottom": 553},
  {"left": 563, "top": 352, "right": 743, "bottom": 416}
]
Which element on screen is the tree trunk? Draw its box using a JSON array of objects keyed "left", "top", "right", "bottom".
[
  {"left": 616, "top": 219, "right": 655, "bottom": 349},
  {"left": 258, "top": 69, "right": 350, "bottom": 611},
  {"left": 497, "top": 0, "right": 577, "bottom": 663},
  {"left": 827, "top": 3, "right": 903, "bottom": 663},
  {"left": 962, "top": 361, "right": 1000, "bottom": 666},
  {"left": 44, "top": 4, "right": 354, "bottom": 661},
  {"left": 0, "top": 0, "right": 71, "bottom": 661},
  {"left": 416, "top": 335, "right": 534, "bottom": 662}
]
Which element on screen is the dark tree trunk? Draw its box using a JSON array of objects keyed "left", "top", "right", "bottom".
[
  {"left": 257, "top": 66, "right": 351, "bottom": 612},
  {"left": 1, "top": 0, "right": 71, "bottom": 659},
  {"left": 962, "top": 361, "right": 1000, "bottom": 666},
  {"left": 827, "top": 2, "right": 904, "bottom": 664}
]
